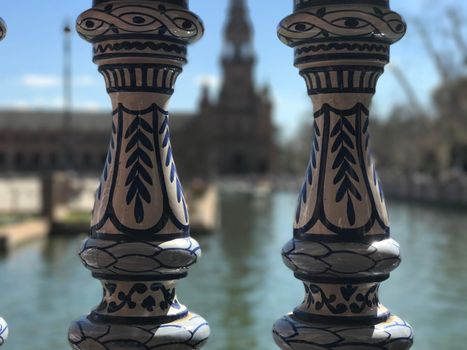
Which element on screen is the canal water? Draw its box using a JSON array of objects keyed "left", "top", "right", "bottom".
[{"left": 0, "top": 192, "right": 466, "bottom": 349}]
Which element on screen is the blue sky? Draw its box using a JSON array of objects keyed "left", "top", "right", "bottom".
[{"left": 0, "top": 0, "right": 465, "bottom": 140}]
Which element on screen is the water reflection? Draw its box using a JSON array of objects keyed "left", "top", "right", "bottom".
[
  {"left": 386, "top": 202, "right": 467, "bottom": 350},
  {"left": 182, "top": 194, "right": 283, "bottom": 350},
  {"left": 222, "top": 195, "right": 276, "bottom": 349},
  {"left": 0, "top": 193, "right": 466, "bottom": 349},
  {"left": 0, "top": 236, "right": 100, "bottom": 350}
]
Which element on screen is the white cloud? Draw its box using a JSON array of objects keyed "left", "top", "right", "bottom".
[
  {"left": 0, "top": 97, "right": 108, "bottom": 111},
  {"left": 195, "top": 74, "right": 220, "bottom": 90},
  {"left": 20, "top": 74, "right": 100, "bottom": 88},
  {"left": 21, "top": 74, "right": 60, "bottom": 88},
  {"left": 75, "top": 75, "right": 100, "bottom": 87},
  {"left": 0, "top": 96, "right": 63, "bottom": 110},
  {"left": 4, "top": 100, "right": 32, "bottom": 111},
  {"left": 80, "top": 100, "right": 106, "bottom": 111}
]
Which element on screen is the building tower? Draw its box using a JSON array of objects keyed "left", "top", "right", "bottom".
[
  {"left": 171, "top": 0, "right": 276, "bottom": 178},
  {"left": 219, "top": 0, "right": 255, "bottom": 107},
  {"left": 212, "top": 0, "right": 275, "bottom": 175}
]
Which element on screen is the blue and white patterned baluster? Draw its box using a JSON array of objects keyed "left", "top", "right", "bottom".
[
  {"left": 0, "top": 18, "right": 5, "bottom": 41},
  {"left": 0, "top": 17, "right": 8, "bottom": 346},
  {"left": 0, "top": 317, "right": 6, "bottom": 346},
  {"left": 273, "top": 1, "right": 414, "bottom": 349},
  {"left": 68, "top": 1, "right": 210, "bottom": 349}
]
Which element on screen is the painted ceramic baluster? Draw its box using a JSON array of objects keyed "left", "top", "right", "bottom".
[
  {"left": 273, "top": 1, "right": 413, "bottom": 349},
  {"left": 0, "top": 18, "right": 5, "bottom": 41},
  {"left": 68, "top": 1, "right": 210, "bottom": 348},
  {"left": 0, "top": 17, "right": 7, "bottom": 347}
]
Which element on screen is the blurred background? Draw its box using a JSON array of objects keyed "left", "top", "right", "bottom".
[{"left": 0, "top": 0, "right": 465, "bottom": 349}]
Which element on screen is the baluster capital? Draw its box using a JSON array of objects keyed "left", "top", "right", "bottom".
[
  {"left": 76, "top": 0, "right": 203, "bottom": 65},
  {"left": 75, "top": 0, "right": 204, "bottom": 97},
  {"left": 278, "top": 0, "right": 406, "bottom": 55},
  {"left": 278, "top": 0, "right": 406, "bottom": 97}
]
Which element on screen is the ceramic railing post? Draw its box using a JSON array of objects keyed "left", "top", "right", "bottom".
[
  {"left": 0, "top": 17, "right": 8, "bottom": 347},
  {"left": 273, "top": 1, "right": 414, "bottom": 349},
  {"left": 68, "top": 1, "right": 210, "bottom": 349},
  {"left": 0, "top": 18, "right": 4, "bottom": 41}
]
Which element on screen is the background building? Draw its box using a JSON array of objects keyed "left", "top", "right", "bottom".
[
  {"left": 0, "top": 0, "right": 277, "bottom": 179},
  {"left": 173, "top": 0, "right": 276, "bottom": 178},
  {"left": 0, "top": 110, "right": 108, "bottom": 173}
]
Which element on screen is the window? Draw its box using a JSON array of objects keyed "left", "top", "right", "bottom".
[
  {"left": 14, "top": 153, "right": 25, "bottom": 168},
  {"left": 83, "top": 153, "right": 92, "bottom": 167},
  {"left": 32, "top": 153, "right": 41, "bottom": 167},
  {"left": 49, "top": 153, "right": 57, "bottom": 167}
]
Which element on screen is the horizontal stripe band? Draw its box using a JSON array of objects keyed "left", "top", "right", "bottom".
[
  {"left": 106, "top": 87, "right": 174, "bottom": 94},
  {"left": 292, "top": 233, "right": 390, "bottom": 243},
  {"left": 295, "top": 53, "right": 389, "bottom": 65},
  {"left": 91, "top": 33, "right": 187, "bottom": 45},
  {"left": 295, "top": 0, "right": 389, "bottom": 11},
  {"left": 93, "top": 52, "right": 187, "bottom": 63},
  {"left": 294, "top": 272, "right": 390, "bottom": 284},
  {"left": 92, "top": 272, "right": 188, "bottom": 281},
  {"left": 88, "top": 310, "right": 189, "bottom": 325},
  {"left": 307, "top": 87, "right": 376, "bottom": 95},
  {"left": 300, "top": 65, "right": 384, "bottom": 73},
  {"left": 293, "top": 309, "right": 391, "bottom": 326},
  {"left": 90, "top": 232, "right": 191, "bottom": 242}
]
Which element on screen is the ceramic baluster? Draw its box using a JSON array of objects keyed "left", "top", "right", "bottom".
[
  {"left": 0, "top": 16, "right": 7, "bottom": 346},
  {"left": 273, "top": 1, "right": 414, "bottom": 348},
  {"left": 0, "top": 18, "right": 5, "bottom": 41},
  {"left": 68, "top": 1, "right": 210, "bottom": 348}
]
